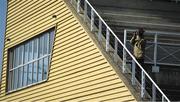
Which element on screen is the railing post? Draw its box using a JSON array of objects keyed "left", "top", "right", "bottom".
[
  {"left": 114, "top": 38, "right": 118, "bottom": 63},
  {"left": 132, "top": 60, "right": 136, "bottom": 85},
  {"left": 152, "top": 33, "right": 159, "bottom": 72},
  {"left": 106, "top": 28, "right": 110, "bottom": 52},
  {"left": 123, "top": 29, "right": 127, "bottom": 73},
  {"left": 91, "top": 9, "right": 94, "bottom": 31},
  {"left": 84, "top": 0, "right": 87, "bottom": 21},
  {"left": 162, "top": 95, "right": 165, "bottom": 102},
  {"left": 77, "top": 0, "right": 80, "bottom": 13},
  {"left": 154, "top": 33, "right": 157, "bottom": 66},
  {"left": 98, "top": 19, "right": 102, "bottom": 42},
  {"left": 141, "top": 70, "right": 146, "bottom": 99},
  {"left": 152, "top": 84, "right": 157, "bottom": 101},
  {"left": 152, "top": 33, "right": 157, "bottom": 101}
]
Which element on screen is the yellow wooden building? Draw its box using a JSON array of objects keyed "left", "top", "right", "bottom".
[{"left": 0, "top": 0, "right": 137, "bottom": 101}]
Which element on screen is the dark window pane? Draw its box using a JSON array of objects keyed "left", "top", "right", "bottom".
[
  {"left": 33, "top": 62, "right": 38, "bottom": 83},
  {"left": 13, "top": 50, "right": 16, "bottom": 68},
  {"left": 33, "top": 39, "right": 38, "bottom": 59},
  {"left": 43, "top": 57, "right": 49, "bottom": 80},
  {"left": 29, "top": 41, "right": 33, "bottom": 61},
  {"left": 49, "top": 31, "right": 55, "bottom": 53},
  {"left": 9, "top": 51, "right": 13, "bottom": 69},
  {"left": 8, "top": 71, "right": 13, "bottom": 91},
  {"left": 13, "top": 69, "right": 18, "bottom": 89},
  {"left": 8, "top": 51, "right": 13, "bottom": 91},
  {"left": 24, "top": 43, "right": 29, "bottom": 63},
  {"left": 38, "top": 59, "right": 43, "bottom": 81},
  {"left": 23, "top": 65, "right": 28, "bottom": 86},
  {"left": 44, "top": 33, "right": 48, "bottom": 55},
  {"left": 18, "top": 67, "right": 23, "bottom": 88},
  {"left": 39, "top": 36, "right": 44, "bottom": 57},
  {"left": 15, "top": 48, "right": 19, "bottom": 67},
  {"left": 28, "top": 64, "right": 33, "bottom": 85},
  {"left": 11, "top": 70, "right": 14, "bottom": 90},
  {"left": 19, "top": 45, "right": 24, "bottom": 65}
]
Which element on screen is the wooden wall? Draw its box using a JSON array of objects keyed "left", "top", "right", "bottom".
[{"left": 0, "top": 0, "right": 136, "bottom": 101}]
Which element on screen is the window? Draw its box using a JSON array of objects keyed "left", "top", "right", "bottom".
[{"left": 7, "top": 29, "right": 55, "bottom": 92}]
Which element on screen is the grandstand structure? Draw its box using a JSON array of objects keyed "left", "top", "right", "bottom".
[
  {"left": 0, "top": 0, "right": 180, "bottom": 101},
  {"left": 88, "top": 0, "right": 180, "bottom": 100}
]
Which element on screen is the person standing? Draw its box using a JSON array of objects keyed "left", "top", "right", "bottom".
[
  {"left": 130, "top": 28, "right": 146, "bottom": 84},
  {"left": 130, "top": 28, "right": 146, "bottom": 68}
]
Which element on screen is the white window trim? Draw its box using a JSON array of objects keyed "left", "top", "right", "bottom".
[{"left": 7, "top": 29, "right": 55, "bottom": 93}]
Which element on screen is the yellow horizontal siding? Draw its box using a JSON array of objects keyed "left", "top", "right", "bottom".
[
  {"left": 8, "top": 0, "right": 47, "bottom": 20},
  {"left": 7, "top": 1, "right": 63, "bottom": 33},
  {"left": 0, "top": 0, "right": 136, "bottom": 101},
  {"left": 7, "top": 0, "right": 43, "bottom": 23},
  {"left": 70, "top": 88, "right": 129, "bottom": 102}
]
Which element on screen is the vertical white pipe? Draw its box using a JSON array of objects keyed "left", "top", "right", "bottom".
[
  {"left": 106, "top": 28, "right": 110, "bottom": 52},
  {"left": 123, "top": 29, "right": 127, "bottom": 73},
  {"left": 91, "top": 9, "right": 94, "bottom": 31}
]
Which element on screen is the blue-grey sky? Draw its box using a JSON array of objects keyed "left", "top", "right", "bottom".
[{"left": 0, "top": 0, "right": 7, "bottom": 78}]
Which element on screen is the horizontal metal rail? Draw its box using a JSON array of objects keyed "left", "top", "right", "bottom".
[{"left": 126, "top": 29, "right": 180, "bottom": 36}]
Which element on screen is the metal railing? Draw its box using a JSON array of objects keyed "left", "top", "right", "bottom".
[
  {"left": 70, "top": 0, "right": 171, "bottom": 101},
  {"left": 125, "top": 29, "right": 180, "bottom": 68}
]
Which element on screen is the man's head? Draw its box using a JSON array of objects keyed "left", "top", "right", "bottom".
[{"left": 138, "top": 28, "right": 145, "bottom": 37}]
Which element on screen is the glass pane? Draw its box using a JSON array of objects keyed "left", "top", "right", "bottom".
[
  {"left": 9, "top": 51, "right": 13, "bottom": 70},
  {"left": 33, "top": 62, "right": 38, "bottom": 83},
  {"left": 18, "top": 67, "right": 23, "bottom": 88},
  {"left": 43, "top": 57, "right": 49, "bottom": 80},
  {"left": 38, "top": 59, "right": 43, "bottom": 81},
  {"left": 28, "top": 63, "right": 33, "bottom": 85},
  {"left": 18, "top": 47, "right": 21, "bottom": 66},
  {"left": 15, "top": 48, "right": 18, "bottom": 67},
  {"left": 33, "top": 38, "right": 38, "bottom": 59},
  {"left": 11, "top": 70, "right": 14, "bottom": 90},
  {"left": 49, "top": 31, "right": 55, "bottom": 53},
  {"left": 23, "top": 65, "right": 28, "bottom": 86},
  {"left": 29, "top": 41, "right": 33, "bottom": 61},
  {"left": 44, "top": 33, "right": 48, "bottom": 55},
  {"left": 24, "top": 43, "right": 29, "bottom": 63},
  {"left": 16, "top": 47, "right": 19, "bottom": 66},
  {"left": 9, "top": 71, "right": 13, "bottom": 91},
  {"left": 13, "top": 49, "right": 17, "bottom": 68},
  {"left": 13, "top": 69, "right": 18, "bottom": 89},
  {"left": 19, "top": 45, "right": 24, "bottom": 65},
  {"left": 39, "top": 36, "right": 44, "bottom": 57}
]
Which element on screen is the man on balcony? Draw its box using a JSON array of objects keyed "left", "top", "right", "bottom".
[{"left": 130, "top": 28, "right": 146, "bottom": 76}]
